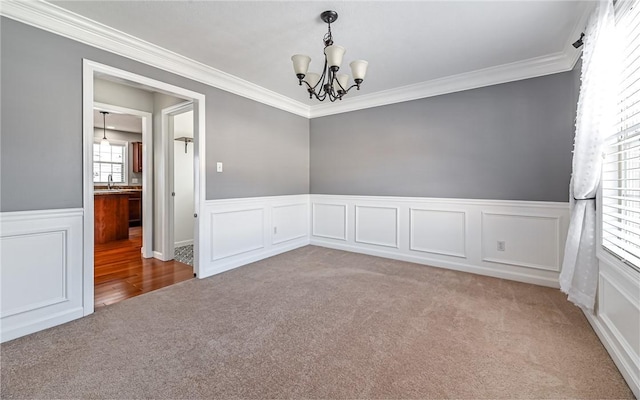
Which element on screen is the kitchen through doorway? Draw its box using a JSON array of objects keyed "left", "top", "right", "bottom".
[
  {"left": 91, "top": 80, "right": 194, "bottom": 308},
  {"left": 83, "top": 60, "right": 206, "bottom": 316}
]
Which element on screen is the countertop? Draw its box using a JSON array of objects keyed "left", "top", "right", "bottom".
[{"left": 94, "top": 189, "right": 142, "bottom": 196}]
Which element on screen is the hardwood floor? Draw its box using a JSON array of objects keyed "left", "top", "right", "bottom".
[{"left": 94, "top": 226, "right": 193, "bottom": 308}]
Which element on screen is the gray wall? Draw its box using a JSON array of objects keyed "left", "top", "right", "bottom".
[
  {"left": 95, "top": 78, "right": 154, "bottom": 112},
  {"left": 310, "top": 69, "right": 578, "bottom": 202},
  {"left": 1, "top": 17, "right": 309, "bottom": 212}
]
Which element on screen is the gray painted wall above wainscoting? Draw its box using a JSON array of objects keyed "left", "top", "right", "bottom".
[
  {"left": 2, "top": 15, "right": 578, "bottom": 212},
  {"left": 0, "top": 17, "right": 309, "bottom": 212},
  {"left": 310, "top": 66, "right": 579, "bottom": 202}
]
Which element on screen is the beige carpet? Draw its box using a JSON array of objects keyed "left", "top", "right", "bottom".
[{"left": 1, "top": 246, "right": 633, "bottom": 399}]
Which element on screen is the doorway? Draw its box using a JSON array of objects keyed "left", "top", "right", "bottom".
[
  {"left": 163, "top": 103, "right": 195, "bottom": 265},
  {"left": 83, "top": 60, "right": 206, "bottom": 315}
]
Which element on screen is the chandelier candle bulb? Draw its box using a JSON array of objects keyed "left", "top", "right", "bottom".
[
  {"left": 291, "top": 54, "right": 311, "bottom": 79},
  {"left": 350, "top": 60, "right": 368, "bottom": 82},
  {"left": 336, "top": 73, "right": 349, "bottom": 93},
  {"left": 324, "top": 45, "right": 346, "bottom": 70}
]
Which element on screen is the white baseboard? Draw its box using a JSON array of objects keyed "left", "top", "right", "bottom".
[
  {"left": 202, "top": 237, "right": 309, "bottom": 278},
  {"left": 311, "top": 238, "right": 560, "bottom": 287},
  {"left": 584, "top": 310, "right": 639, "bottom": 398},
  {"left": 153, "top": 250, "right": 170, "bottom": 261},
  {"left": 1, "top": 307, "right": 84, "bottom": 343},
  {"left": 175, "top": 239, "right": 194, "bottom": 248}
]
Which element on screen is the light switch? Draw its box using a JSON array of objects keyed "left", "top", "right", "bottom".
[{"left": 216, "top": 162, "right": 223, "bottom": 172}]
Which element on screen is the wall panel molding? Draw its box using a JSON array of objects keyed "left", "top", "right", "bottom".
[
  {"left": 310, "top": 194, "right": 569, "bottom": 288},
  {"left": 200, "top": 195, "right": 310, "bottom": 278},
  {"left": 354, "top": 205, "right": 399, "bottom": 248},
  {"left": 481, "top": 212, "right": 561, "bottom": 272},
  {"left": 410, "top": 208, "right": 467, "bottom": 258},
  {"left": 0, "top": 208, "right": 84, "bottom": 342},
  {"left": 272, "top": 203, "right": 308, "bottom": 245},
  {"left": 1, "top": 230, "right": 69, "bottom": 318},
  {"left": 312, "top": 203, "right": 348, "bottom": 241},
  {"left": 585, "top": 254, "right": 640, "bottom": 398},
  {"left": 210, "top": 208, "right": 264, "bottom": 261}
]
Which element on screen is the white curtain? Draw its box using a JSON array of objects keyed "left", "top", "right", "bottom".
[{"left": 560, "top": 0, "right": 617, "bottom": 310}]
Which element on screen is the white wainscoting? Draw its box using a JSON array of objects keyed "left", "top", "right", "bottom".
[
  {"left": 410, "top": 208, "right": 467, "bottom": 258},
  {"left": 481, "top": 212, "right": 561, "bottom": 271},
  {"left": 0, "top": 209, "right": 84, "bottom": 343},
  {"left": 312, "top": 203, "right": 347, "bottom": 240},
  {"left": 585, "top": 252, "right": 640, "bottom": 398},
  {"left": 200, "top": 195, "right": 310, "bottom": 278},
  {"left": 310, "top": 195, "right": 570, "bottom": 288},
  {"left": 355, "top": 205, "right": 399, "bottom": 248}
]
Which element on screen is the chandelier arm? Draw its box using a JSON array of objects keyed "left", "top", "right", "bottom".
[
  {"left": 316, "top": 89, "right": 327, "bottom": 101},
  {"left": 334, "top": 78, "right": 349, "bottom": 94},
  {"left": 301, "top": 80, "right": 315, "bottom": 92},
  {"left": 342, "top": 83, "right": 361, "bottom": 94},
  {"left": 317, "top": 58, "right": 329, "bottom": 93}
]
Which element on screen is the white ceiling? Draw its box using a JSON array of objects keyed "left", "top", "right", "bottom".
[
  {"left": 52, "top": 1, "right": 588, "bottom": 105},
  {"left": 93, "top": 110, "right": 142, "bottom": 134}
]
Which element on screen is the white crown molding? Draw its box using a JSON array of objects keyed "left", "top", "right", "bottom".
[
  {"left": 308, "top": 1, "right": 593, "bottom": 118},
  {"left": 0, "top": 0, "right": 311, "bottom": 118},
  {"left": 309, "top": 51, "right": 576, "bottom": 118},
  {"left": 1, "top": 0, "right": 589, "bottom": 120}
]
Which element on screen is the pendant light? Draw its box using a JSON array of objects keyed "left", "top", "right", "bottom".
[{"left": 100, "top": 111, "right": 110, "bottom": 147}]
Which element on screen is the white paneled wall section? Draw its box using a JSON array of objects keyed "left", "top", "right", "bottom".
[
  {"left": 199, "top": 195, "right": 310, "bottom": 278},
  {"left": 0, "top": 209, "right": 84, "bottom": 342},
  {"left": 586, "top": 252, "right": 640, "bottom": 397},
  {"left": 310, "top": 195, "right": 570, "bottom": 287}
]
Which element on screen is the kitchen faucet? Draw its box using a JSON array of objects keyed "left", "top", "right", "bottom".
[{"left": 107, "top": 174, "right": 114, "bottom": 190}]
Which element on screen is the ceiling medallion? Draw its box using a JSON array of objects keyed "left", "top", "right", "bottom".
[{"left": 291, "top": 10, "right": 368, "bottom": 102}]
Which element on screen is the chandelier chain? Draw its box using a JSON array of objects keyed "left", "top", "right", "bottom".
[{"left": 323, "top": 22, "right": 333, "bottom": 47}]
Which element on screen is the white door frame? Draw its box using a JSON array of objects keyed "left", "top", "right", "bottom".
[
  {"left": 161, "top": 101, "right": 194, "bottom": 262},
  {"left": 82, "top": 59, "right": 206, "bottom": 316},
  {"left": 94, "top": 102, "right": 153, "bottom": 259}
]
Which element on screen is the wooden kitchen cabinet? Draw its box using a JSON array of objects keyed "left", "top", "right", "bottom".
[
  {"left": 132, "top": 142, "right": 142, "bottom": 173},
  {"left": 128, "top": 191, "right": 142, "bottom": 227},
  {"left": 94, "top": 192, "right": 129, "bottom": 244}
]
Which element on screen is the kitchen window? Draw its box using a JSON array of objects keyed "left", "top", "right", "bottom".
[
  {"left": 601, "top": 0, "right": 640, "bottom": 271},
  {"left": 93, "top": 141, "right": 127, "bottom": 184}
]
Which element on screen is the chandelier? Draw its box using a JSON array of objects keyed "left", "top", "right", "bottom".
[{"left": 291, "top": 10, "right": 368, "bottom": 102}]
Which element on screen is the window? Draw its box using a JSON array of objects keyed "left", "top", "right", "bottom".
[
  {"left": 601, "top": 0, "right": 640, "bottom": 271},
  {"left": 93, "top": 141, "right": 127, "bottom": 184}
]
